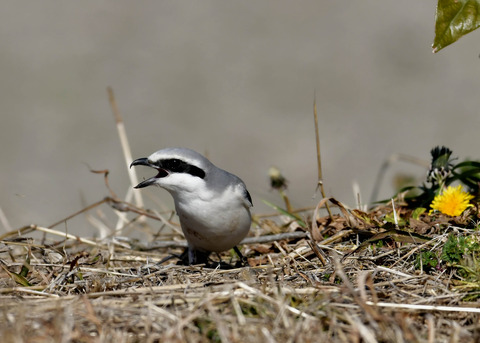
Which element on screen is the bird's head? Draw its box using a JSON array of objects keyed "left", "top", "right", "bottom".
[{"left": 130, "top": 147, "right": 211, "bottom": 193}]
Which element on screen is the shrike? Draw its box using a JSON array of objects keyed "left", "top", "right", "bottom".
[{"left": 130, "top": 147, "right": 252, "bottom": 265}]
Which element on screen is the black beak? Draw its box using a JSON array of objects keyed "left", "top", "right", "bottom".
[
  {"left": 130, "top": 157, "right": 168, "bottom": 189},
  {"left": 130, "top": 157, "right": 151, "bottom": 168}
]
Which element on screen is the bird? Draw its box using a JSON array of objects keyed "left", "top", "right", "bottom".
[{"left": 130, "top": 147, "right": 253, "bottom": 265}]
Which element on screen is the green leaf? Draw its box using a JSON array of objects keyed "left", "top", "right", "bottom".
[
  {"left": 433, "top": 0, "right": 480, "bottom": 53},
  {"left": 19, "top": 254, "right": 31, "bottom": 278},
  {"left": 10, "top": 272, "right": 32, "bottom": 287},
  {"left": 0, "top": 264, "right": 31, "bottom": 287},
  {"left": 412, "top": 207, "right": 427, "bottom": 220},
  {"left": 454, "top": 161, "right": 480, "bottom": 169},
  {"left": 415, "top": 251, "right": 439, "bottom": 271},
  {"left": 384, "top": 212, "right": 406, "bottom": 226},
  {"left": 442, "top": 234, "right": 466, "bottom": 264}
]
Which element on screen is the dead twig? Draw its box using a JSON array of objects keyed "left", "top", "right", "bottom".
[{"left": 313, "top": 94, "right": 332, "bottom": 219}]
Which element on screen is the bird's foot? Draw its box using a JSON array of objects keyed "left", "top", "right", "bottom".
[
  {"left": 233, "top": 246, "right": 249, "bottom": 267},
  {"left": 157, "top": 247, "right": 249, "bottom": 269}
]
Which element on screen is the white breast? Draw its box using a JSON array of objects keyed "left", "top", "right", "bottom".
[{"left": 173, "top": 184, "right": 252, "bottom": 252}]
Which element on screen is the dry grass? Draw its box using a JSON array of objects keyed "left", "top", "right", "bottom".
[
  {"left": 1, "top": 198, "right": 480, "bottom": 343},
  {"left": 2, "top": 91, "right": 479, "bottom": 342}
]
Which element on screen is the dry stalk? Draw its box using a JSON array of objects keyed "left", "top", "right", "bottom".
[
  {"left": 313, "top": 95, "right": 332, "bottom": 219},
  {"left": 107, "top": 87, "right": 143, "bottom": 208}
]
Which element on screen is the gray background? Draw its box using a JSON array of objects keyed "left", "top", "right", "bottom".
[{"left": 1, "top": 1, "right": 479, "bottom": 234}]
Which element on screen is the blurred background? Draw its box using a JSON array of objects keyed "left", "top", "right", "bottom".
[{"left": 2, "top": 1, "right": 480, "bottom": 235}]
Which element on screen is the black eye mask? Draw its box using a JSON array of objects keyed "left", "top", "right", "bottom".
[{"left": 158, "top": 158, "right": 206, "bottom": 179}]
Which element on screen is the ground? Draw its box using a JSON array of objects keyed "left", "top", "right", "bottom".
[{"left": 1, "top": 197, "right": 480, "bottom": 343}]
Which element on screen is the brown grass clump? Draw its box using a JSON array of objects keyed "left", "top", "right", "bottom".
[{"left": 1, "top": 197, "right": 480, "bottom": 343}]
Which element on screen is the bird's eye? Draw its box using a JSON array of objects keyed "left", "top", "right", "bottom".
[
  {"left": 168, "top": 159, "right": 182, "bottom": 170},
  {"left": 162, "top": 158, "right": 183, "bottom": 172}
]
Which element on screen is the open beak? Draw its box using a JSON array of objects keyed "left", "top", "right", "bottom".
[{"left": 130, "top": 158, "right": 168, "bottom": 188}]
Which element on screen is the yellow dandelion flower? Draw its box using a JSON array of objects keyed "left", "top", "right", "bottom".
[{"left": 430, "top": 185, "right": 474, "bottom": 216}]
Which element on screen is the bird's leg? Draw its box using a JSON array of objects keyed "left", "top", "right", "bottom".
[
  {"left": 188, "top": 247, "right": 195, "bottom": 265},
  {"left": 233, "top": 246, "right": 249, "bottom": 267},
  {"left": 181, "top": 247, "right": 211, "bottom": 265},
  {"left": 210, "top": 252, "right": 236, "bottom": 269}
]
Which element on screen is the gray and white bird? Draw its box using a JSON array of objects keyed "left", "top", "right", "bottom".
[{"left": 130, "top": 147, "right": 252, "bottom": 265}]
